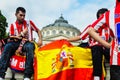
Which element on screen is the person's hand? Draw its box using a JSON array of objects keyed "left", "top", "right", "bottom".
[
  {"left": 37, "top": 39, "right": 42, "bottom": 47},
  {"left": 23, "top": 28, "right": 28, "bottom": 35},
  {"left": 106, "top": 43, "right": 111, "bottom": 48}
]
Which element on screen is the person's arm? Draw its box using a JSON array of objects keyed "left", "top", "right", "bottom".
[
  {"left": 67, "top": 36, "right": 81, "bottom": 42},
  {"left": 30, "top": 20, "right": 42, "bottom": 46},
  {"left": 68, "top": 25, "right": 91, "bottom": 42},
  {"left": 37, "top": 29, "right": 42, "bottom": 47},
  {"left": 87, "top": 27, "right": 111, "bottom": 48}
]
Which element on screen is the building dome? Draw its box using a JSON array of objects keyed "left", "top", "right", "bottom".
[
  {"left": 42, "top": 15, "right": 80, "bottom": 38},
  {"left": 54, "top": 15, "right": 68, "bottom": 24},
  {"left": 41, "top": 15, "right": 81, "bottom": 46}
]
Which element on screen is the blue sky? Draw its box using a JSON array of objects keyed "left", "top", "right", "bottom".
[{"left": 0, "top": 0, "right": 115, "bottom": 32}]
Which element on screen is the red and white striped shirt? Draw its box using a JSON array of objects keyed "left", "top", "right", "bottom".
[
  {"left": 80, "top": 1, "right": 120, "bottom": 66},
  {"left": 10, "top": 20, "right": 39, "bottom": 41},
  {"left": 80, "top": 23, "right": 114, "bottom": 47}
]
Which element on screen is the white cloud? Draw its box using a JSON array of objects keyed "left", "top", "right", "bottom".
[
  {"left": 63, "top": 0, "right": 115, "bottom": 31},
  {"left": 0, "top": 0, "right": 115, "bottom": 33}
]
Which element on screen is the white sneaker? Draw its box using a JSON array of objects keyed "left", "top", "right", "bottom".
[
  {"left": 24, "top": 78, "right": 30, "bottom": 80},
  {"left": 0, "top": 77, "right": 4, "bottom": 80},
  {"left": 94, "top": 76, "right": 100, "bottom": 80}
]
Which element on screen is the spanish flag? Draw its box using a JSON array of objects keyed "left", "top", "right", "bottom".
[{"left": 34, "top": 40, "right": 105, "bottom": 80}]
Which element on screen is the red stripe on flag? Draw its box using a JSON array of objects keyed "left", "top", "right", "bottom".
[
  {"left": 38, "top": 68, "right": 93, "bottom": 80},
  {"left": 39, "top": 40, "right": 73, "bottom": 51}
]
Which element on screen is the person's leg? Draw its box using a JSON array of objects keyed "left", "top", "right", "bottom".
[
  {"left": 0, "top": 41, "right": 20, "bottom": 78},
  {"left": 23, "top": 41, "right": 35, "bottom": 79},
  {"left": 110, "top": 65, "right": 120, "bottom": 80},
  {"left": 91, "top": 45, "right": 103, "bottom": 80},
  {"left": 103, "top": 48, "right": 110, "bottom": 62},
  {"left": 102, "top": 48, "right": 110, "bottom": 80}
]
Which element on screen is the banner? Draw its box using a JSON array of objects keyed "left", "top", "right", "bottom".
[{"left": 10, "top": 54, "right": 26, "bottom": 72}]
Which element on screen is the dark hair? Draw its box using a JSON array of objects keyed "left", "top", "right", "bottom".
[
  {"left": 16, "top": 7, "right": 26, "bottom": 14},
  {"left": 96, "top": 8, "right": 108, "bottom": 19}
]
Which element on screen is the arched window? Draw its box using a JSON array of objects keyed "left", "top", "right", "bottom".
[
  {"left": 66, "top": 31, "right": 70, "bottom": 35},
  {"left": 59, "top": 31, "right": 64, "bottom": 34},
  {"left": 46, "top": 31, "right": 50, "bottom": 35},
  {"left": 72, "top": 32, "right": 75, "bottom": 36},
  {"left": 52, "top": 30, "right": 56, "bottom": 34}
]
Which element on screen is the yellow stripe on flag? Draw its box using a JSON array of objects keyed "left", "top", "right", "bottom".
[{"left": 35, "top": 45, "right": 93, "bottom": 79}]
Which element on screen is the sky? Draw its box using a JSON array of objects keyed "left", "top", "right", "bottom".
[{"left": 0, "top": 0, "right": 115, "bottom": 33}]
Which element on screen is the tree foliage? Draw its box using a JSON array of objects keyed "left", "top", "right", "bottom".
[{"left": 0, "top": 10, "right": 8, "bottom": 40}]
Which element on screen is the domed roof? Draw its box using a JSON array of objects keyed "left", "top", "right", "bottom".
[
  {"left": 54, "top": 15, "right": 68, "bottom": 24},
  {"left": 41, "top": 15, "right": 81, "bottom": 46},
  {"left": 43, "top": 15, "right": 78, "bottom": 30}
]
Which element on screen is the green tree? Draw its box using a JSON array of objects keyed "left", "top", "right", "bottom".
[{"left": 0, "top": 10, "right": 8, "bottom": 40}]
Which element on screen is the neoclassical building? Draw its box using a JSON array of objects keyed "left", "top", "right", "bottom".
[{"left": 41, "top": 15, "right": 81, "bottom": 46}]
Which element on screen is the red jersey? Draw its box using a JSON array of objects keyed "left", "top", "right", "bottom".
[
  {"left": 79, "top": 21, "right": 114, "bottom": 47},
  {"left": 10, "top": 20, "right": 39, "bottom": 41}
]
